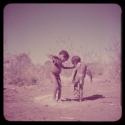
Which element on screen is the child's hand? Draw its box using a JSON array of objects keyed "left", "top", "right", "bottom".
[
  {"left": 53, "top": 57, "right": 60, "bottom": 64},
  {"left": 48, "top": 54, "right": 53, "bottom": 59},
  {"left": 90, "top": 78, "right": 93, "bottom": 83},
  {"left": 48, "top": 55, "right": 58, "bottom": 62},
  {"left": 73, "top": 82, "right": 78, "bottom": 92},
  {"left": 72, "top": 64, "right": 76, "bottom": 68},
  {"left": 72, "top": 79, "right": 76, "bottom": 84}
]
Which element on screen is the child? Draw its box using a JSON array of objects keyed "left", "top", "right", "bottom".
[
  {"left": 48, "top": 50, "right": 75, "bottom": 102},
  {"left": 71, "top": 56, "right": 92, "bottom": 102}
]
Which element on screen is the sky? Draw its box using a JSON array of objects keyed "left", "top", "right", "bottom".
[{"left": 4, "top": 4, "right": 121, "bottom": 65}]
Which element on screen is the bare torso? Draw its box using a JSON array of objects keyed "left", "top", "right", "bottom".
[
  {"left": 76, "top": 62, "right": 87, "bottom": 77},
  {"left": 50, "top": 56, "right": 62, "bottom": 75}
]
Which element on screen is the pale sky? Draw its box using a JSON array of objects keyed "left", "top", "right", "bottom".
[{"left": 4, "top": 4, "right": 121, "bottom": 64}]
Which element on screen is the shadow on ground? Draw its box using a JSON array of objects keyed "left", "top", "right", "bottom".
[{"left": 61, "top": 94, "right": 105, "bottom": 102}]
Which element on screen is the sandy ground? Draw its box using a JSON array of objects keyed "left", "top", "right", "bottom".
[{"left": 3, "top": 77, "right": 122, "bottom": 121}]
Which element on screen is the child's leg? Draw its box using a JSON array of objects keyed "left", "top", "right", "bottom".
[
  {"left": 54, "top": 84, "right": 58, "bottom": 100},
  {"left": 79, "top": 78, "right": 84, "bottom": 102},
  {"left": 57, "top": 83, "right": 62, "bottom": 101},
  {"left": 74, "top": 81, "right": 79, "bottom": 97},
  {"left": 79, "top": 85, "right": 83, "bottom": 102},
  {"left": 74, "top": 82, "right": 78, "bottom": 91},
  {"left": 53, "top": 75, "right": 62, "bottom": 101},
  {"left": 56, "top": 76, "right": 62, "bottom": 101},
  {"left": 51, "top": 74, "right": 59, "bottom": 101}
]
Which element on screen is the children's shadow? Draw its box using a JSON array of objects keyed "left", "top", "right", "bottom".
[{"left": 61, "top": 94, "right": 105, "bottom": 102}]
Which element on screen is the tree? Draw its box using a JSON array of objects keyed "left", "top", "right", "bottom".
[{"left": 4, "top": 53, "right": 38, "bottom": 86}]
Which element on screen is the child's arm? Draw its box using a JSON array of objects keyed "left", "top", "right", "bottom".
[
  {"left": 48, "top": 55, "right": 56, "bottom": 60},
  {"left": 86, "top": 68, "right": 93, "bottom": 82},
  {"left": 48, "top": 55, "right": 59, "bottom": 64},
  {"left": 61, "top": 64, "right": 75, "bottom": 69},
  {"left": 72, "top": 69, "right": 77, "bottom": 83},
  {"left": 72, "top": 62, "right": 81, "bottom": 82}
]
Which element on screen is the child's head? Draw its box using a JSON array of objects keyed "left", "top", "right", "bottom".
[
  {"left": 71, "top": 56, "right": 81, "bottom": 66},
  {"left": 59, "top": 50, "right": 69, "bottom": 62}
]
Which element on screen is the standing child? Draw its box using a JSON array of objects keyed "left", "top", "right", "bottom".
[
  {"left": 71, "top": 56, "right": 92, "bottom": 102},
  {"left": 48, "top": 50, "right": 75, "bottom": 102}
]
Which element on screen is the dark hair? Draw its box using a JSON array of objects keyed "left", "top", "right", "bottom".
[
  {"left": 59, "top": 50, "right": 69, "bottom": 60},
  {"left": 71, "top": 56, "right": 81, "bottom": 64}
]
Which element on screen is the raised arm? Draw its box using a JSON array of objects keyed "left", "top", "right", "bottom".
[
  {"left": 48, "top": 55, "right": 57, "bottom": 60},
  {"left": 48, "top": 55, "right": 59, "bottom": 63}
]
